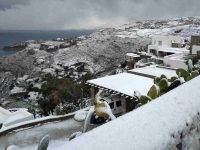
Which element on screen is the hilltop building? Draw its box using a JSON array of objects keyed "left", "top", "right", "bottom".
[
  {"left": 148, "top": 35, "right": 189, "bottom": 58},
  {"left": 86, "top": 66, "right": 176, "bottom": 116}
]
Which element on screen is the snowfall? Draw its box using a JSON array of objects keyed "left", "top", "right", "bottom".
[{"left": 57, "top": 76, "right": 200, "bottom": 150}]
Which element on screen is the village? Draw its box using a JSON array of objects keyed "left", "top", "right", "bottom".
[{"left": 1, "top": 31, "right": 200, "bottom": 149}]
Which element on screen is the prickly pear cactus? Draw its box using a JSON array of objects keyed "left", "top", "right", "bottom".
[
  {"left": 154, "top": 77, "right": 161, "bottom": 85},
  {"left": 158, "top": 78, "right": 169, "bottom": 94},
  {"left": 147, "top": 84, "right": 160, "bottom": 99},
  {"left": 186, "top": 70, "right": 199, "bottom": 81},
  {"left": 168, "top": 76, "right": 178, "bottom": 82},
  {"left": 176, "top": 68, "right": 190, "bottom": 81},
  {"left": 191, "top": 70, "right": 199, "bottom": 77},
  {"left": 139, "top": 95, "right": 152, "bottom": 105},
  {"left": 167, "top": 79, "right": 182, "bottom": 92},
  {"left": 37, "top": 135, "right": 50, "bottom": 150},
  {"left": 160, "top": 74, "right": 167, "bottom": 79}
]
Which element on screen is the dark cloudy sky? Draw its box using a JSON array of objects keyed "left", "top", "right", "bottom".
[{"left": 0, "top": 0, "right": 199, "bottom": 30}]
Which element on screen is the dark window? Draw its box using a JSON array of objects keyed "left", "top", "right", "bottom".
[
  {"left": 116, "top": 101, "right": 122, "bottom": 107},
  {"left": 158, "top": 41, "right": 162, "bottom": 46},
  {"left": 109, "top": 102, "right": 114, "bottom": 109}
]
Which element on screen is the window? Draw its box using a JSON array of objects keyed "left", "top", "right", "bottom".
[
  {"left": 158, "top": 41, "right": 162, "bottom": 46},
  {"left": 116, "top": 101, "right": 122, "bottom": 107},
  {"left": 109, "top": 102, "right": 114, "bottom": 109}
]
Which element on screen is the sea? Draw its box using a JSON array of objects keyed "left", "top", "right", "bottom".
[{"left": 0, "top": 30, "right": 94, "bottom": 57}]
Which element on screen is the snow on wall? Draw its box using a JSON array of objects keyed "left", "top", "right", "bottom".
[
  {"left": 164, "top": 54, "right": 188, "bottom": 70},
  {"left": 57, "top": 76, "right": 200, "bottom": 150}
]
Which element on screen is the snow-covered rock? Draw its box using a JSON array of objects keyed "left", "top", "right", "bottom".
[{"left": 28, "top": 92, "right": 39, "bottom": 101}]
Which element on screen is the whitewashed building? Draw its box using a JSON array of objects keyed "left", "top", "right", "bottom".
[
  {"left": 87, "top": 73, "right": 154, "bottom": 116},
  {"left": 148, "top": 35, "right": 189, "bottom": 58},
  {"left": 163, "top": 53, "right": 189, "bottom": 69}
]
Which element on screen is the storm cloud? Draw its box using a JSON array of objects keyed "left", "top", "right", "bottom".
[{"left": 0, "top": 0, "right": 199, "bottom": 30}]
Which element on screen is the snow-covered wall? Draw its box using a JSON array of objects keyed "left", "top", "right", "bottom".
[
  {"left": 57, "top": 76, "right": 200, "bottom": 150},
  {"left": 164, "top": 54, "right": 188, "bottom": 69}
]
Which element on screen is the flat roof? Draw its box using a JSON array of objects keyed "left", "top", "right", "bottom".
[
  {"left": 129, "top": 66, "right": 177, "bottom": 79},
  {"left": 158, "top": 47, "right": 189, "bottom": 54},
  {"left": 87, "top": 73, "right": 154, "bottom": 97}
]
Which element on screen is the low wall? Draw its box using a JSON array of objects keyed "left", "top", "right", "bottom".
[{"left": 57, "top": 76, "right": 200, "bottom": 150}]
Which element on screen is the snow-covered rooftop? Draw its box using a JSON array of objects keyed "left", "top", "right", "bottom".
[
  {"left": 87, "top": 73, "right": 154, "bottom": 97},
  {"left": 129, "top": 66, "right": 177, "bottom": 79},
  {"left": 158, "top": 47, "right": 189, "bottom": 54},
  {"left": 57, "top": 76, "right": 200, "bottom": 150}
]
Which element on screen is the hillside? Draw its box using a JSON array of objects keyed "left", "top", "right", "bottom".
[{"left": 0, "top": 17, "right": 200, "bottom": 113}]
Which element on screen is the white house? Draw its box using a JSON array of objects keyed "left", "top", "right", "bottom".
[
  {"left": 0, "top": 107, "right": 33, "bottom": 128},
  {"left": 87, "top": 73, "right": 154, "bottom": 116},
  {"left": 148, "top": 35, "right": 189, "bottom": 58}
]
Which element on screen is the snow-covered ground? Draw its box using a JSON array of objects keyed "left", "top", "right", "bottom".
[{"left": 0, "top": 119, "right": 82, "bottom": 150}]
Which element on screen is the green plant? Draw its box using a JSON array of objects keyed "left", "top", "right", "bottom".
[
  {"left": 158, "top": 78, "right": 169, "bottom": 94},
  {"left": 139, "top": 95, "right": 152, "bottom": 105},
  {"left": 154, "top": 77, "right": 161, "bottom": 85},
  {"left": 168, "top": 76, "right": 178, "bottom": 82},
  {"left": 160, "top": 74, "right": 167, "bottom": 79},
  {"left": 147, "top": 84, "right": 160, "bottom": 99},
  {"left": 167, "top": 79, "right": 182, "bottom": 92},
  {"left": 176, "top": 68, "right": 190, "bottom": 81}
]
